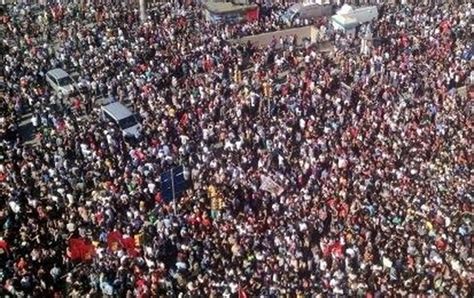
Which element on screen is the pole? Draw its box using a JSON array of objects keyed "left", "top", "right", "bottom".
[
  {"left": 171, "top": 167, "right": 176, "bottom": 215},
  {"left": 139, "top": 0, "right": 147, "bottom": 23}
]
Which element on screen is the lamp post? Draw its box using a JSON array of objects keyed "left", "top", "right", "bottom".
[{"left": 139, "top": 0, "right": 146, "bottom": 23}]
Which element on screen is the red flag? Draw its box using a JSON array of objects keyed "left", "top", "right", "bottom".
[
  {"left": 122, "top": 236, "right": 139, "bottom": 257},
  {"left": 107, "top": 231, "right": 123, "bottom": 252},
  {"left": 107, "top": 231, "right": 140, "bottom": 257},
  {"left": 68, "top": 238, "right": 95, "bottom": 262}
]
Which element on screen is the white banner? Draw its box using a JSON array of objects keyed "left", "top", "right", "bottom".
[{"left": 260, "top": 175, "right": 284, "bottom": 196}]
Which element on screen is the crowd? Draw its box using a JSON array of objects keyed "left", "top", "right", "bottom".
[{"left": 0, "top": 0, "right": 472, "bottom": 297}]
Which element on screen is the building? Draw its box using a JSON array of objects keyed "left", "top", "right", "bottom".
[{"left": 204, "top": 1, "right": 259, "bottom": 24}]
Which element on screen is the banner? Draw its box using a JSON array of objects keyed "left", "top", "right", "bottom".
[{"left": 260, "top": 175, "right": 284, "bottom": 196}]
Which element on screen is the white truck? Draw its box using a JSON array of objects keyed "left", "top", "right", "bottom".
[
  {"left": 331, "top": 4, "right": 378, "bottom": 36},
  {"left": 341, "top": 5, "right": 379, "bottom": 24},
  {"left": 336, "top": 4, "right": 378, "bottom": 24}
]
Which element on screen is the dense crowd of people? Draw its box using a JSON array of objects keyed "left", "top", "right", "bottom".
[{"left": 0, "top": 0, "right": 472, "bottom": 297}]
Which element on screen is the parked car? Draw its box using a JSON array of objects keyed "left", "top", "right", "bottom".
[
  {"left": 101, "top": 101, "right": 141, "bottom": 138},
  {"left": 45, "top": 68, "right": 76, "bottom": 97}
]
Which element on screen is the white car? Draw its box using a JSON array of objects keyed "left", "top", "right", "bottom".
[
  {"left": 101, "top": 102, "right": 141, "bottom": 138},
  {"left": 45, "top": 68, "right": 75, "bottom": 97}
]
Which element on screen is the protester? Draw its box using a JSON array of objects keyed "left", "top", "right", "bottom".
[{"left": 0, "top": 1, "right": 472, "bottom": 297}]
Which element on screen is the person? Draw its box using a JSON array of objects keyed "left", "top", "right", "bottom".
[{"left": 0, "top": 0, "right": 472, "bottom": 296}]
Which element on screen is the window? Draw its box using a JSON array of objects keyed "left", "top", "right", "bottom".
[
  {"left": 103, "top": 111, "right": 115, "bottom": 123},
  {"left": 57, "top": 76, "right": 73, "bottom": 87},
  {"left": 47, "top": 74, "right": 56, "bottom": 84},
  {"left": 118, "top": 115, "right": 138, "bottom": 129}
]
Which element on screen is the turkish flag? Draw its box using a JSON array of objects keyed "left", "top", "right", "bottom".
[
  {"left": 122, "top": 236, "right": 139, "bottom": 257},
  {"left": 107, "top": 231, "right": 123, "bottom": 252},
  {"left": 107, "top": 231, "right": 140, "bottom": 257},
  {"left": 68, "top": 238, "right": 95, "bottom": 262}
]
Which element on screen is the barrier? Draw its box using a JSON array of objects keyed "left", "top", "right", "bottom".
[{"left": 234, "top": 25, "right": 321, "bottom": 48}]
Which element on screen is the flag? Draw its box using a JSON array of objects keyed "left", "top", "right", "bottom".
[
  {"left": 107, "top": 231, "right": 140, "bottom": 257},
  {"left": 68, "top": 238, "right": 95, "bottom": 262},
  {"left": 260, "top": 175, "right": 284, "bottom": 196},
  {"left": 122, "top": 236, "right": 139, "bottom": 257},
  {"left": 107, "top": 231, "right": 123, "bottom": 252}
]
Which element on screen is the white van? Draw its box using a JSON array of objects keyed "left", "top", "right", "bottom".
[
  {"left": 45, "top": 68, "right": 76, "bottom": 97},
  {"left": 101, "top": 102, "right": 141, "bottom": 138}
]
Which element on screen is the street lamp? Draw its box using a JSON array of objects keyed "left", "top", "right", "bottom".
[{"left": 139, "top": 0, "right": 146, "bottom": 23}]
